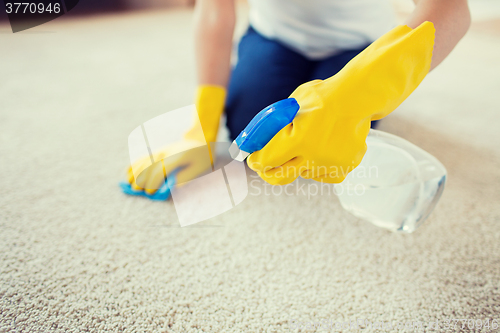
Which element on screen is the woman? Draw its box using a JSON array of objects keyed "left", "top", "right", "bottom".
[{"left": 127, "top": 0, "right": 470, "bottom": 193}]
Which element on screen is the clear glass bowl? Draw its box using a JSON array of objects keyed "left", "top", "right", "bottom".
[{"left": 334, "top": 129, "right": 447, "bottom": 233}]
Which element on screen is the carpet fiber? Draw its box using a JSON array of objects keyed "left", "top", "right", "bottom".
[{"left": 1, "top": 7, "right": 499, "bottom": 333}]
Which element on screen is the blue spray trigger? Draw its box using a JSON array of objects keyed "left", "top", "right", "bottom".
[{"left": 232, "top": 98, "right": 300, "bottom": 160}]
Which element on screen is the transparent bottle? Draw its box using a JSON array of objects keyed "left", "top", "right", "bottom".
[{"left": 334, "top": 129, "right": 447, "bottom": 233}]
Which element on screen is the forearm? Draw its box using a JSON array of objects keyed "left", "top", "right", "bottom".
[
  {"left": 406, "top": 0, "right": 470, "bottom": 70},
  {"left": 194, "top": 0, "right": 235, "bottom": 87}
]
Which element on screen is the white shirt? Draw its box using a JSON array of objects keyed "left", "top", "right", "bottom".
[{"left": 248, "top": 0, "right": 397, "bottom": 60}]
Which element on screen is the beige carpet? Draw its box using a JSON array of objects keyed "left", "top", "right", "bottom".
[{"left": 1, "top": 6, "right": 499, "bottom": 333}]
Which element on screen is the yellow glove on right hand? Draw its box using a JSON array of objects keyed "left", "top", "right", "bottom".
[
  {"left": 128, "top": 85, "right": 226, "bottom": 194},
  {"left": 248, "top": 22, "right": 435, "bottom": 185}
]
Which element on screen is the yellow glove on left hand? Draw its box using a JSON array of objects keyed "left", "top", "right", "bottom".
[
  {"left": 248, "top": 22, "right": 435, "bottom": 185},
  {"left": 127, "top": 85, "right": 226, "bottom": 194}
]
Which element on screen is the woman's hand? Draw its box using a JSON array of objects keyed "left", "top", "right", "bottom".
[
  {"left": 126, "top": 85, "right": 226, "bottom": 194},
  {"left": 248, "top": 22, "right": 436, "bottom": 185}
]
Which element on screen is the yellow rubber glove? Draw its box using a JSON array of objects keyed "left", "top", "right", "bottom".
[
  {"left": 127, "top": 85, "right": 226, "bottom": 194},
  {"left": 247, "top": 22, "right": 435, "bottom": 185}
]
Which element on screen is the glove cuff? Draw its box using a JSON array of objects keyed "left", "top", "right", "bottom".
[{"left": 184, "top": 85, "right": 226, "bottom": 143}]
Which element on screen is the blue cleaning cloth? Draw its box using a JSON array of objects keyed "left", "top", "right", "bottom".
[{"left": 120, "top": 171, "right": 177, "bottom": 201}]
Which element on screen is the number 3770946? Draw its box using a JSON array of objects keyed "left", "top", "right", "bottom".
[{"left": 5, "top": 2, "right": 61, "bottom": 14}]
